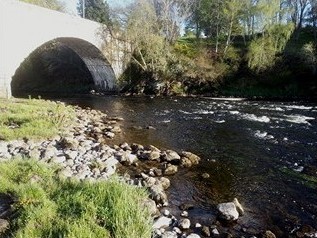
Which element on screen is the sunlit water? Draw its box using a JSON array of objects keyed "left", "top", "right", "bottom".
[{"left": 61, "top": 95, "right": 317, "bottom": 236}]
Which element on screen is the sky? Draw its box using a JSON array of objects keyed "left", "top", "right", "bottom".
[{"left": 61, "top": 0, "right": 132, "bottom": 15}]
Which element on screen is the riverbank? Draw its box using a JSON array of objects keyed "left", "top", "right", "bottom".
[
  {"left": 0, "top": 98, "right": 234, "bottom": 238},
  {"left": 2, "top": 98, "right": 315, "bottom": 238}
]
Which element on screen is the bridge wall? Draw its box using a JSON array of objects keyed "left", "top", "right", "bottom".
[{"left": 0, "top": 0, "right": 123, "bottom": 98}]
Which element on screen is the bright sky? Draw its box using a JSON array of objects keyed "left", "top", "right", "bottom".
[{"left": 61, "top": 0, "right": 132, "bottom": 15}]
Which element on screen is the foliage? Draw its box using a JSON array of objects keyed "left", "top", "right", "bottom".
[
  {"left": 247, "top": 23, "right": 294, "bottom": 72},
  {"left": 0, "top": 159, "right": 152, "bottom": 238},
  {"left": 77, "top": 0, "right": 111, "bottom": 25},
  {"left": 19, "top": 0, "right": 65, "bottom": 12},
  {"left": 0, "top": 99, "right": 74, "bottom": 141}
]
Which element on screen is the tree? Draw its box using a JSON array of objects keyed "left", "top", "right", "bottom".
[
  {"left": 77, "top": 0, "right": 111, "bottom": 25},
  {"left": 20, "top": 0, "right": 65, "bottom": 12}
]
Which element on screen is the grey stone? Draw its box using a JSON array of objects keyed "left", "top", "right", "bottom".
[
  {"left": 28, "top": 148, "right": 41, "bottom": 159},
  {"left": 0, "top": 219, "right": 9, "bottom": 234},
  {"left": 58, "top": 167, "right": 73, "bottom": 178},
  {"left": 105, "top": 132, "right": 115, "bottom": 138},
  {"left": 162, "top": 150, "right": 181, "bottom": 162},
  {"left": 181, "top": 211, "right": 188, "bottom": 217},
  {"left": 186, "top": 234, "right": 201, "bottom": 238},
  {"left": 263, "top": 230, "right": 276, "bottom": 238},
  {"left": 149, "top": 184, "right": 168, "bottom": 206},
  {"left": 50, "top": 156, "right": 66, "bottom": 164},
  {"left": 139, "top": 151, "right": 161, "bottom": 161},
  {"left": 162, "top": 209, "right": 170, "bottom": 216},
  {"left": 163, "top": 164, "right": 178, "bottom": 175},
  {"left": 42, "top": 145, "right": 57, "bottom": 160},
  {"left": 65, "top": 150, "right": 78, "bottom": 160},
  {"left": 159, "top": 177, "right": 171, "bottom": 190},
  {"left": 180, "top": 151, "right": 201, "bottom": 165},
  {"left": 141, "top": 199, "right": 159, "bottom": 217},
  {"left": 111, "top": 126, "right": 122, "bottom": 133},
  {"left": 120, "top": 142, "right": 132, "bottom": 151},
  {"left": 202, "top": 226, "right": 211, "bottom": 237},
  {"left": 211, "top": 228, "right": 220, "bottom": 236},
  {"left": 202, "top": 173, "right": 210, "bottom": 179},
  {"left": 162, "top": 231, "right": 177, "bottom": 238},
  {"left": 233, "top": 198, "right": 244, "bottom": 216},
  {"left": 180, "top": 157, "right": 192, "bottom": 168},
  {"left": 153, "top": 216, "right": 172, "bottom": 229},
  {"left": 217, "top": 202, "right": 239, "bottom": 221},
  {"left": 131, "top": 143, "right": 144, "bottom": 152},
  {"left": 178, "top": 218, "right": 191, "bottom": 229}
]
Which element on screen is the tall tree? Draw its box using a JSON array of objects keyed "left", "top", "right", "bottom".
[
  {"left": 20, "top": 0, "right": 65, "bottom": 12},
  {"left": 77, "top": 0, "right": 111, "bottom": 25}
]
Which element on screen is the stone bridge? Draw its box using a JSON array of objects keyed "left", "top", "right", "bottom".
[{"left": 0, "top": 0, "right": 125, "bottom": 98}]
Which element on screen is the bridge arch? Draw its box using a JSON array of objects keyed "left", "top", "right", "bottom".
[
  {"left": 11, "top": 37, "right": 116, "bottom": 97},
  {"left": 0, "top": 0, "right": 124, "bottom": 98}
]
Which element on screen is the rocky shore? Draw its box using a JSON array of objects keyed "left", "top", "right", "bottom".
[{"left": 0, "top": 103, "right": 284, "bottom": 238}]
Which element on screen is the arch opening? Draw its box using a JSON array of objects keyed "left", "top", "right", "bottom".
[{"left": 11, "top": 37, "right": 117, "bottom": 98}]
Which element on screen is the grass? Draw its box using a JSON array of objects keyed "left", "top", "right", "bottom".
[
  {"left": 0, "top": 159, "right": 152, "bottom": 238},
  {"left": 0, "top": 98, "right": 74, "bottom": 141}
]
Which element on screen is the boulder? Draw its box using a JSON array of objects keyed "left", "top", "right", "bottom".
[
  {"left": 141, "top": 198, "right": 160, "bottom": 217},
  {"left": 149, "top": 184, "right": 168, "bottom": 206},
  {"left": 163, "top": 164, "right": 178, "bottom": 175},
  {"left": 159, "top": 177, "right": 171, "bottom": 190},
  {"left": 153, "top": 216, "right": 172, "bottom": 229},
  {"left": 178, "top": 218, "right": 191, "bottom": 230},
  {"left": 161, "top": 150, "right": 181, "bottom": 163},
  {"left": 180, "top": 151, "right": 201, "bottom": 165},
  {"left": 217, "top": 202, "right": 239, "bottom": 221}
]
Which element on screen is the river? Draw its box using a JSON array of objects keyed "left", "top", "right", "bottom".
[{"left": 61, "top": 95, "right": 316, "bottom": 236}]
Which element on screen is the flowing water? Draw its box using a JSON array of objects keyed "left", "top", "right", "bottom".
[{"left": 62, "top": 95, "right": 317, "bottom": 236}]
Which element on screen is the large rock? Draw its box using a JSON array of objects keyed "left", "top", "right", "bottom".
[
  {"left": 149, "top": 184, "right": 168, "bottom": 206},
  {"left": 153, "top": 216, "right": 172, "bottom": 229},
  {"left": 141, "top": 198, "right": 160, "bottom": 217},
  {"left": 217, "top": 202, "right": 239, "bottom": 221},
  {"left": 163, "top": 164, "right": 178, "bottom": 175},
  {"left": 178, "top": 218, "right": 191, "bottom": 230},
  {"left": 180, "top": 151, "right": 201, "bottom": 166},
  {"left": 161, "top": 150, "right": 181, "bottom": 163}
]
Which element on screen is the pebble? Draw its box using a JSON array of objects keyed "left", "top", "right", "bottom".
[{"left": 181, "top": 211, "right": 189, "bottom": 217}]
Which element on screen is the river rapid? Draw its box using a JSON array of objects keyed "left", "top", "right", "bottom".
[{"left": 61, "top": 95, "right": 317, "bottom": 237}]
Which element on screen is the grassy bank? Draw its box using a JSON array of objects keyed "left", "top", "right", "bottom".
[
  {"left": 0, "top": 98, "right": 74, "bottom": 141},
  {"left": 0, "top": 99, "right": 153, "bottom": 237},
  {"left": 0, "top": 159, "right": 152, "bottom": 238}
]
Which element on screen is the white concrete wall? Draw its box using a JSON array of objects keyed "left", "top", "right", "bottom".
[{"left": 0, "top": 0, "right": 122, "bottom": 98}]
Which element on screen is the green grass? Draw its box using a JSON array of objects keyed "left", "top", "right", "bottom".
[
  {"left": 0, "top": 159, "right": 152, "bottom": 238},
  {"left": 0, "top": 98, "right": 74, "bottom": 141}
]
